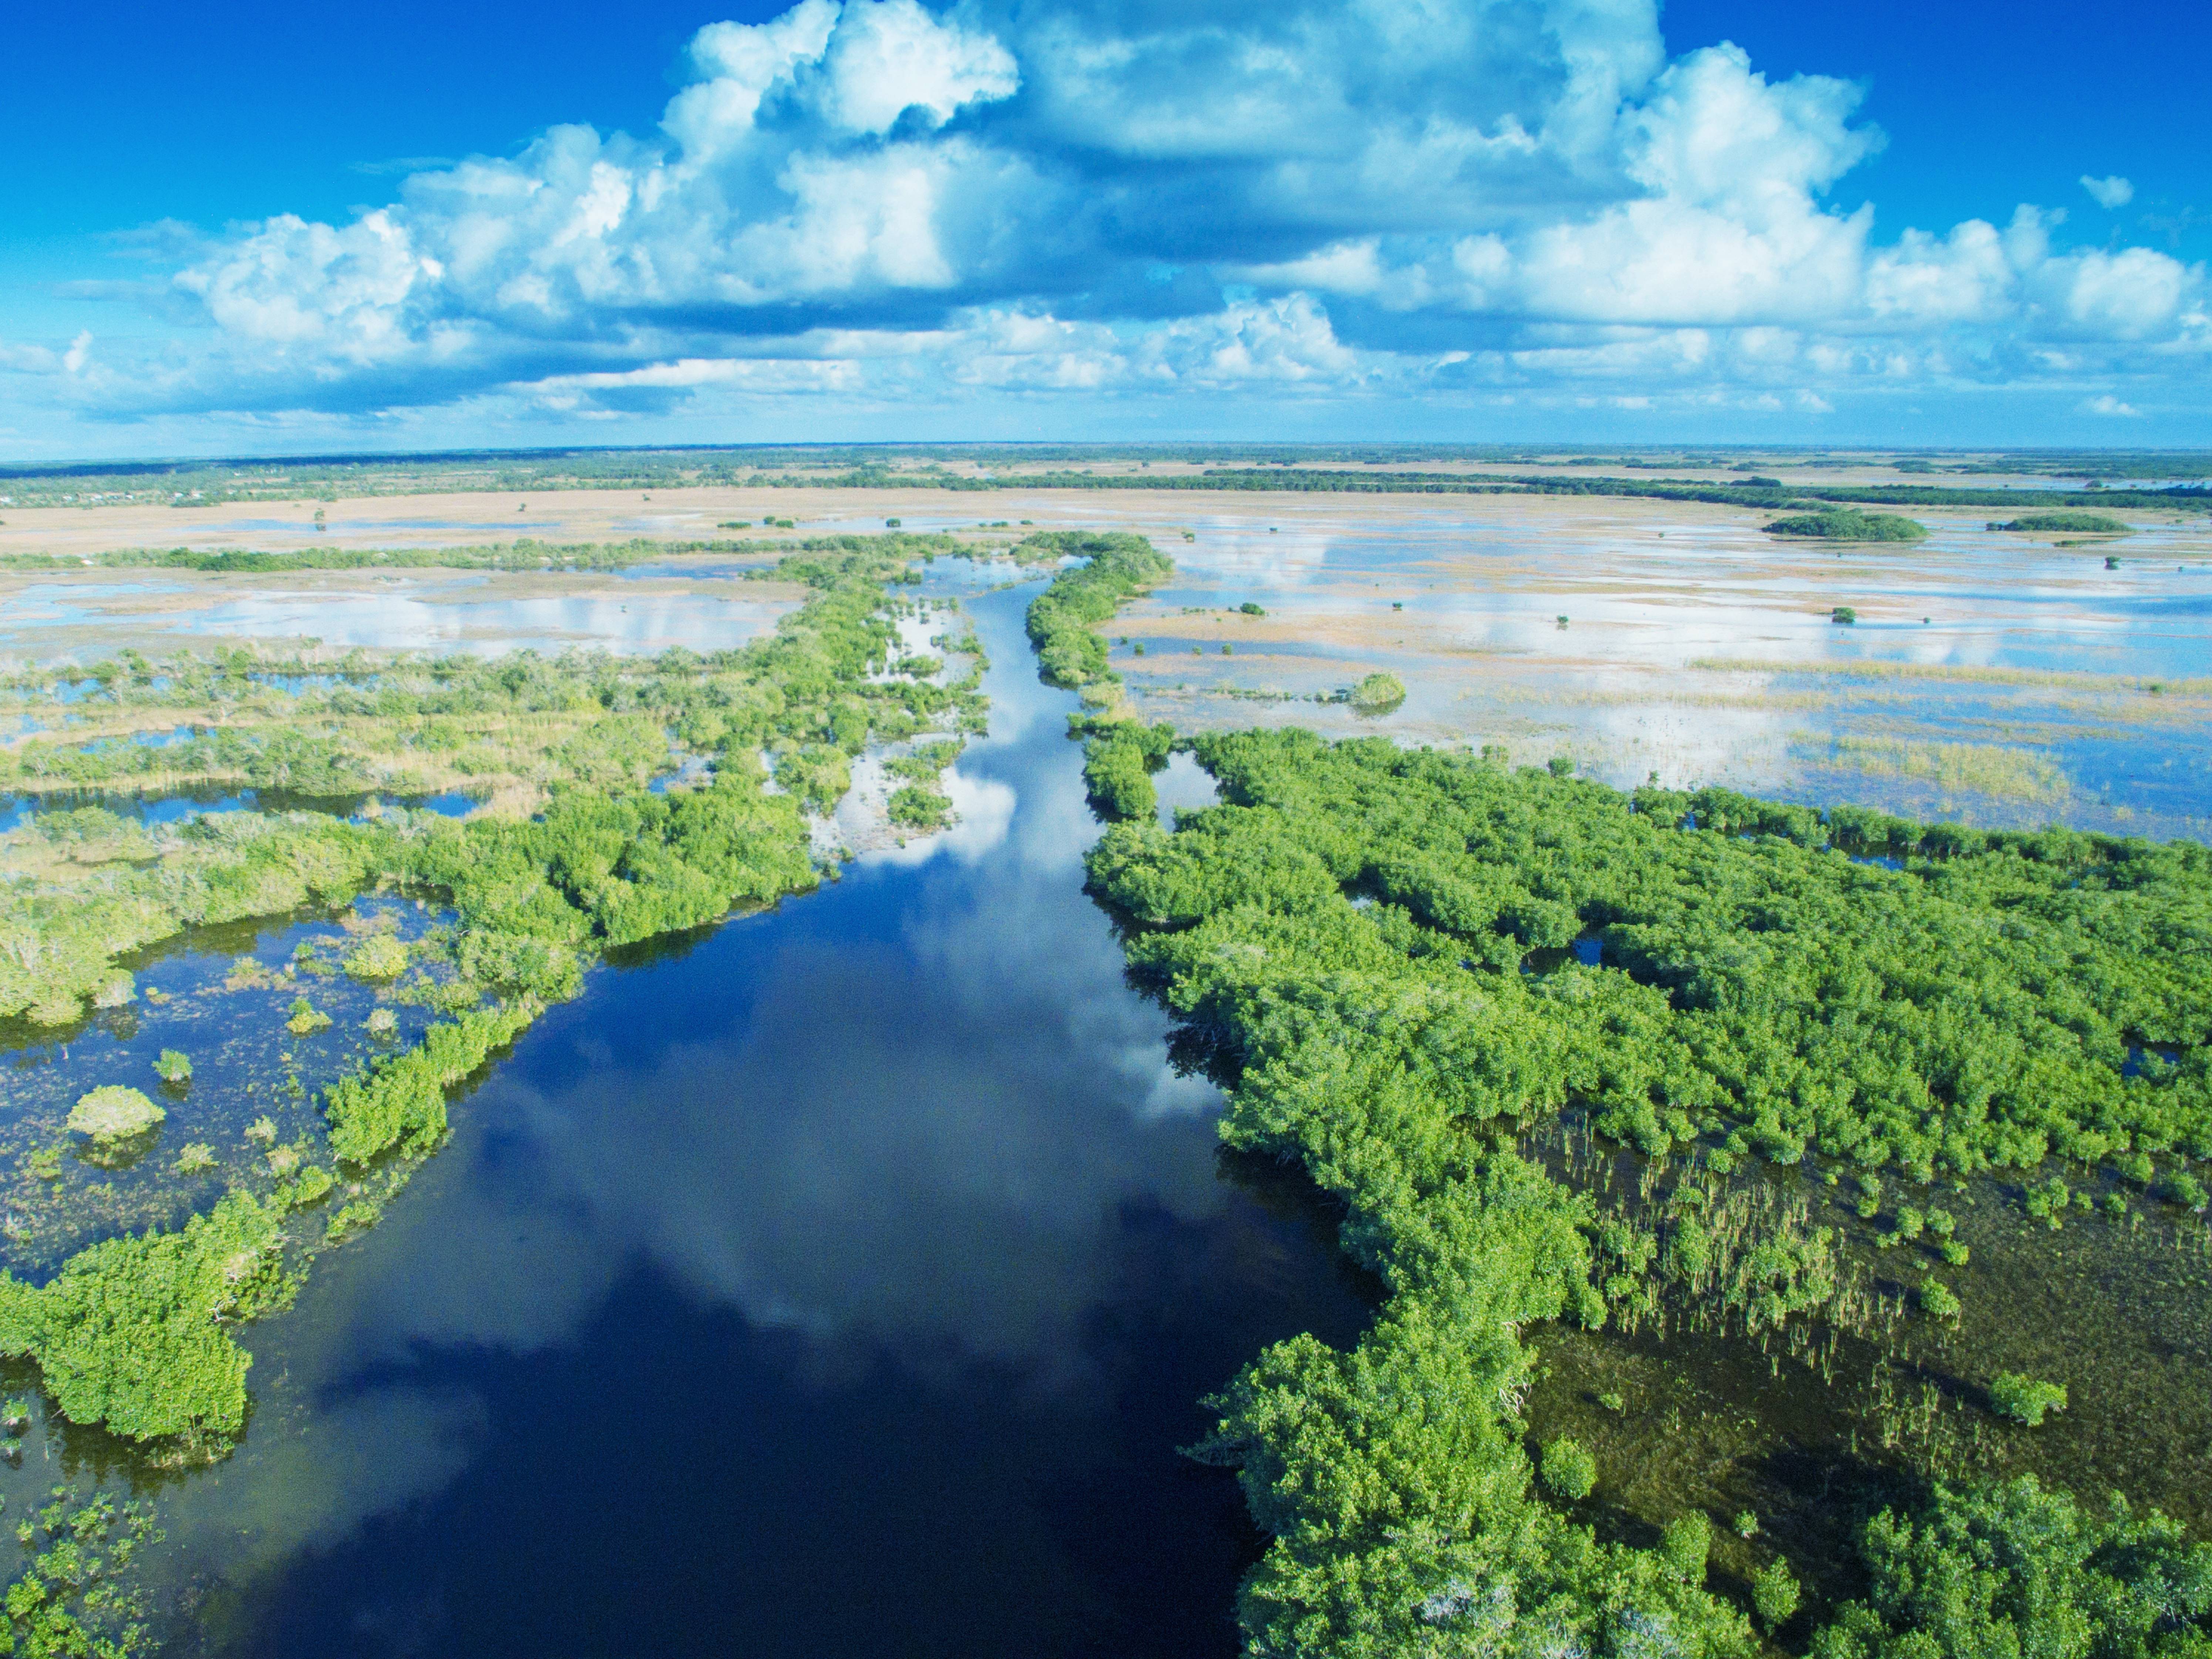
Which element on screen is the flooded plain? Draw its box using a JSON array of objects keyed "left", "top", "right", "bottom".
[
  {"left": 8, "top": 483, "right": 2207, "bottom": 833},
  {"left": 0, "top": 485, "right": 2207, "bottom": 1653}
]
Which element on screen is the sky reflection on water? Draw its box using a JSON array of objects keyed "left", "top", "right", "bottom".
[{"left": 126, "top": 587, "right": 1367, "bottom": 1659}]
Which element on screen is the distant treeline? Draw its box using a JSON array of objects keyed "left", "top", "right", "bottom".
[
  {"left": 4, "top": 444, "right": 2205, "bottom": 509},
  {"left": 745, "top": 464, "right": 2209, "bottom": 513}
]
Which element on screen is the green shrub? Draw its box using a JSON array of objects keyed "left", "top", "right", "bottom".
[
  {"left": 1660, "top": 1513, "right": 1711, "bottom": 1582},
  {"left": 343, "top": 932, "right": 409, "bottom": 980},
  {"left": 887, "top": 784, "right": 952, "bottom": 831},
  {"left": 2025, "top": 1177, "right": 2070, "bottom": 1228},
  {"left": 1997, "top": 512, "right": 2131, "bottom": 535},
  {"left": 1348, "top": 672, "right": 1406, "bottom": 713},
  {"left": 152, "top": 1049, "right": 192, "bottom": 1086},
  {"left": 65, "top": 1086, "right": 163, "bottom": 1143},
  {"left": 1753, "top": 1559, "right": 1801, "bottom": 1628},
  {"left": 1989, "top": 1373, "right": 2068, "bottom": 1427},
  {"left": 1919, "top": 1278, "right": 1962, "bottom": 1320},
  {"left": 285, "top": 996, "right": 332, "bottom": 1035},
  {"left": 1540, "top": 1436, "right": 1598, "bottom": 1501}
]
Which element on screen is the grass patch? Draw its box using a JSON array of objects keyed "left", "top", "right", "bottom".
[{"left": 1797, "top": 733, "right": 2070, "bottom": 801}]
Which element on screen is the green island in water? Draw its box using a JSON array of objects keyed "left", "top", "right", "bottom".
[{"left": 0, "top": 525, "right": 2208, "bottom": 1658}]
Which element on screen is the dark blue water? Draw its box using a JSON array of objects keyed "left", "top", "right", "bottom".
[{"left": 140, "top": 588, "right": 1367, "bottom": 1658}]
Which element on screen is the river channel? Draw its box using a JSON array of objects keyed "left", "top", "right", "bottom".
[{"left": 7, "top": 585, "right": 1370, "bottom": 1656}]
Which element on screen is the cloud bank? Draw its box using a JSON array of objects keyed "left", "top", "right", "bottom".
[{"left": 11, "top": 0, "right": 2208, "bottom": 440}]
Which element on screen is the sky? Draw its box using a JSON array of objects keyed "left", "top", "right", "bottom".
[{"left": 3, "top": 0, "right": 2206, "bottom": 459}]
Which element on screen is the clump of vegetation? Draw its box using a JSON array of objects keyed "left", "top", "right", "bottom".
[
  {"left": 1764, "top": 511, "right": 1927, "bottom": 541},
  {"left": 172, "top": 1142, "right": 217, "bottom": 1175},
  {"left": 1989, "top": 1372, "right": 2068, "bottom": 1427},
  {"left": 1660, "top": 1513, "right": 1711, "bottom": 1582},
  {"left": 1021, "top": 531, "right": 1174, "bottom": 699},
  {"left": 1832, "top": 605, "right": 1858, "bottom": 625},
  {"left": 2025, "top": 1176, "right": 2071, "bottom": 1228},
  {"left": 285, "top": 996, "right": 332, "bottom": 1035},
  {"left": 1079, "top": 719, "right": 1175, "bottom": 819},
  {"left": 64, "top": 1086, "right": 164, "bottom": 1145},
  {"left": 1752, "top": 1559, "right": 1800, "bottom": 1630},
  {"left": 0, "top": 1193, "right": 290, "bottom": 1444},
  {"left": 343, "top": 932, "right": 409, "bottom": 980},
  {"left": 1239, "top": 601, "right": 1266, "bottom": 616},
  {"left": 1540, "top": 1436, "right": 1598, "bottom": 1501},
  {"left": 325, "top": 1200, "right": 383, "bottom": 1243},
  {"left": 1347, "top": 671, "right": 1407, "bottom": 713},
  {"left": 152, "top": 1047, "right": 193, "bottom": 1086},
  {"left": 1994, "top": 512, "right": 2132, "bottom": 535},
  {"left": 887, "top": 784, "right": 953, "bottom": 831},
  {"left": 1816, "top": 1477, "right": 2212, "bottom": 1657}
]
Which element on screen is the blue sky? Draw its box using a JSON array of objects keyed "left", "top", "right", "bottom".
[{"left": 4, "top": 0, "right": 2207, "bottom": 458}]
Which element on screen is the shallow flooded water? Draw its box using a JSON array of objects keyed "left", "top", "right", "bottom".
[
  {"left": 0, "top": 572, "right": 795, "bottom": 660},
  {"left": 0, "top": 588, "right": 1370, "bottom": 1658},
  {"left": 1111, "top": 508, "right": 2212, "bottom": 837}
]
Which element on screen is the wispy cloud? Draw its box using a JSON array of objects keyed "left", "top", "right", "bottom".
[{"left": 2080, "top": 174, "right": 2134, "bottom": 209}]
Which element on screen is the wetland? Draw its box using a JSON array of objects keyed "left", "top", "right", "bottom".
[{"left": 0, "top": 453, "right": 2206, "bottom": 1658}]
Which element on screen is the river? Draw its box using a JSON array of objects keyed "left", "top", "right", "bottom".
[{"left": 8, "top": 584, "right": 1369, "bottom": 1656}]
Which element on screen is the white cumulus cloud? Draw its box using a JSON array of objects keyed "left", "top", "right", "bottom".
[{"left": 3, "top": 0, "right": 2203, "bottom": 438}]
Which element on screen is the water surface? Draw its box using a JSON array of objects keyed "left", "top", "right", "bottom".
[{"left": 58, "top": 587, "right": 1371, "bottom": 1656}]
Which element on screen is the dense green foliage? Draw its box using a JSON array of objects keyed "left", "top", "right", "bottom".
[
  {"left": 1021, "top": 531, "right": 1175, "bottom": 696},
  {"left": 1763, "top": 512, "right": 1928, "bottom": 541},
  {"left": 1812, "top": 1478, "right": 2212, "bottom": 1659},
  {"left": 1078, "top": 719, "right": 1175, "bottom": 819},
  {"left": 1998, "top": 513, "right": 2134, "bottom": 535},
  {"left": 322, "top": 1002, "right": 539, "bottom": 1164},
  {"left": 1094, "top": 731, "right": 2211, "bottom": 1180},
  {"left": 1084, "top": 727, "right": 2211, "bottom": 1658},
  {"left": 0, "top": 1194, "right": 291, "bottom": 1446}
]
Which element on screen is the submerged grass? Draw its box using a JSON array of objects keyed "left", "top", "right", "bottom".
[{"left": 1790, "top": 733, "right": 2071, "bottom": 801}]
